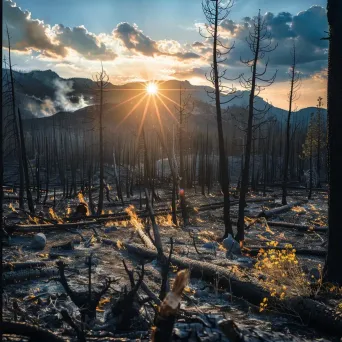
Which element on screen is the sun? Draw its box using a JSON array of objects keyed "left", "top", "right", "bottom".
[{"left": 146, "top": 82, "right": 158, "bottom": 95}]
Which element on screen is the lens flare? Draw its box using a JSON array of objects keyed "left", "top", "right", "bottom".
[{"left": 146, "top": 82, "right": 158, "bottom": 95}]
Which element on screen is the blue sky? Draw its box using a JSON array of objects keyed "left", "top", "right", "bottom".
[
  {"left": 3, "top": 0, "right": 328, "bottom": 109},
  {"left": 10, "top": 0, "right": 327, "bottom": 42}
]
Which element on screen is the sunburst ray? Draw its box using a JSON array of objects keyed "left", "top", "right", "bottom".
[
  {"left": 114, "top": 93, "right": 148, "bottom": 130},
  {"left": 156, "top": 94, "right": 179, "bottom": 124}
]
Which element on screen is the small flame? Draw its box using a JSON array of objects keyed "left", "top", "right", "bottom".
[
  {"left": 78, "top": 192, "right": 86, "bottom": 204},
  {"left": 156, "top": 213, "right": 174, "bottom": 226},
  {"left": 125, "top": 205, "right": 144, "bottom": 230},
  {"left": 49, "top": 207, "right": 64, "bottom": 223},
  {"left": 28, "top": 215, "right": 40, "bottom": 225}
]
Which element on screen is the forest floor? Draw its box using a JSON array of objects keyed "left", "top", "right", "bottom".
[{"left": 2, "top": 184, "right": 342, "bottom": 341}]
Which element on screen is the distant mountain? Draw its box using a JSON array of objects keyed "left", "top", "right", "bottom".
[{"left": 2, "top": 69, "right": 326, "bottom": 127}]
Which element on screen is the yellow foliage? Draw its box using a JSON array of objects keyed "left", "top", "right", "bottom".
[
  {"left": 255, "top": 244, "right": 311, "bottom": 299},
  {"left": 259, "top": 297, "right": 268, "bottom": 312}
]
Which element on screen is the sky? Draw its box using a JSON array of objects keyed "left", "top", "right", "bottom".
[{"left": 3, "top": 0, "right": 328, "bottom": 110}]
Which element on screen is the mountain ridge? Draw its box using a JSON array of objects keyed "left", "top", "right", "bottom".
[{"left": 2, "top": 69, "right": 326, "bottom": 127}]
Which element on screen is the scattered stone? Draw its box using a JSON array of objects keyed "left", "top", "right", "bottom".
[
  {"left": 203, "top": 242, "right": 218, "bottom": 250},
  {"left": 223, "top": 234, "right": 241, "bottom": 256},
  {"left": 173, "top": 327, "right": 189, "bottom": 339},
  {"left": 30, "top": 233, "right": 46, "bottom": 250}
]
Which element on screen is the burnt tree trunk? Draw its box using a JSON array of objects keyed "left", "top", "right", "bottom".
[
  {"left": 18, "top": 109, "right": 34, "bottom": 213},
  {"left": 212, "top": 0, "right": 233, "bottom": 239},
  {"left": 324, "top": 0, "right": 342, "bottom": 285},
  {"left": 237, "top": 16, "right": 261, "bottom": 242},
  {"left": 282, "top": 45, "right": 297, "bottom": 205}
]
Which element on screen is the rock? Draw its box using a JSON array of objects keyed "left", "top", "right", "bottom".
[
  {"left": 173, "top": 327, "right": 190, "bottom": 339},
  {"left": 223, "top": 234, "right": 241, "bottom": 255},
  {"left": 203, "top": 242, "right": 218, "bottom": 250},
  {"left": 30, "top": 233, "right": 46, "bottom": 250}
]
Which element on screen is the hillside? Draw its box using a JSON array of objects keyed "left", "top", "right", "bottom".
[{"left": 3, "top": 69, "right": 326, "bottom": 129}]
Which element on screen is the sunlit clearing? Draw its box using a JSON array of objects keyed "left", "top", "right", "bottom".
[{"left": 146, "top": 82, "right": 158, "bottom": 95}]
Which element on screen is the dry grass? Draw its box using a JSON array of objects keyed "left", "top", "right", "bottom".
[{"left": 255, "top": 242, "right": 314, "bottom": 304}]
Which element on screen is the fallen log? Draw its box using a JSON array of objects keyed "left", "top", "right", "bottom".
[
  {"left": 136, "top": 227, "right": 155, "bottom": 250},
  {"left": 8, "top": 197, "right": 276, "bottom": 233},
  {"left": 2, "top": 261, "right": 53, "bottom": 272},
  {"left": 2, "top": 267, "right": 59, "bottom": 285},
  {"left": 257, "top": 200, "right": 306, "bottom": 219},
  {"left": 267, "top": 221, "right": 328, "bottom": 233},
  {"left": 246, "top": 246, "right": 327, "bottom": 257},
  {"left": 196, "top": 197, "right": 274, "bottom": 212},
  {"left": 1, "top": 321, "right": 66, "bottom": 342},
  {"left": 6, "top": 221, "right": 95, "bottom": 232},
  {"left": 104, "top": 240, "right": 342, "bottom": 336}
]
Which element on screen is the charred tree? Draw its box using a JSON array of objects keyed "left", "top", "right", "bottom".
[
  {"left": 93, "top": 65, "right": 109, "bottom": 216},
  {"left": 236, "top": 11, "right": 277, "bottom": 242},
  {"left": 4, "top": 28, "right": 24, "bottom": 209},
  {"left": 18, "top": 109, "right": 34, "bottom": 213},
  {"left": 177, "top": 83, "right": 193, "bottom": 226},
  {"left": 316, "top": 96, "right": 324, "bottom": 188},
  {"left": 282, "top": 42, "right": 301, "bottom": 205},
  {"left": 201, "top": 0, "right": 238, "bottom": 239}
]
